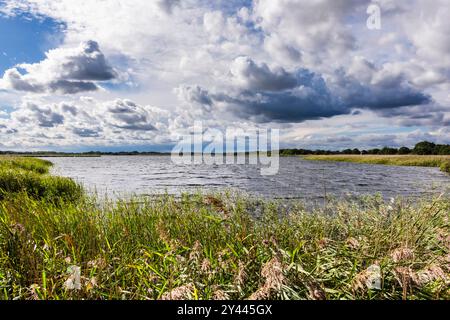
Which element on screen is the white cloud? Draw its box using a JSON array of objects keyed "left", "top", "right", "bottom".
[
  {"left": 251, "top": 0, "right": 362, "bottom": 67},
  {"left": 0, "top": 41, "right": 116, "bottom": 94},
  {"left": 406, "top": 0, "right": 450, "bottom": 69},
  {"left": 12, "top": 102, "right": 64, "bottom": 128},
  {"left": 104, "top": 99, "right": 157, "bottom": 131}
]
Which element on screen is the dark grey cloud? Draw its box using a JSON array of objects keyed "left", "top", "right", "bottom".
[
  {"left": 374, "top": 104, "right": 449, "bottom": 127},
  {"left": 331, "top": 69, "right": 431, "bottom": 111},
  {"left": 212, "top": 84, "right": 343, "bottom": 123},
  {"left": 188, "top": 57, "right": 434, "bottom": 123},
  {"left": 48, "top": 80, "right": 98, "bottom": 94},
  {"left": 231, "top": 56, "right": 298, "bottom": 91},
  {"left": 59, "top": 40, "right": 116, "bottom": 81}
]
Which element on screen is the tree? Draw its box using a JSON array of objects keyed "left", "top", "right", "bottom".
[
  {"left": 398, "top": 147, "right": 411, "bottom": 155},
  {"left": 413, "top": 141, "right": 436, "bottom": 155},
  {"left": 368, "top": 148, "right": 380, "bottom": 155},
  {"left": 435, "top": 144, "right": 450, "bottom": 155},
  {"left": 380, "top": 147, "right": 398, "bottom": 155}
]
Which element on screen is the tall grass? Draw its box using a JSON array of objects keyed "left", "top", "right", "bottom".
[
  {"left": 304, "top": 155, "right": 450, "bottom": 174},
  {"left": 0, "top": 157, "right": 448, "bottom": 300},
  {"left": 0, "top": 157, "right": 82, "bottom": 201},
  {"left": 0, "top": 157, "right": 52, "bottom": 174}
]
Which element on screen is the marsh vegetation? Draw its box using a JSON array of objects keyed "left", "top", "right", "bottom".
[{"left": 304, "top": 155, "right": 450, "bottom": 174}]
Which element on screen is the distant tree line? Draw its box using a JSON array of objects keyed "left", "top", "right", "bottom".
[
  {"left": 0, "top": 150, "right": 169, "bottom": 156},
  {"left": 1, "top": 141, "right": 449, "bottom": 156},
  {"left": 280, "top": 141, "right": 450, "bottom": 156}
]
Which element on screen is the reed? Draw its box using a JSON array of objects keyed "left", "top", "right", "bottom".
[{"left": 304, "top": 155, "right": 450, "bottom": 174}]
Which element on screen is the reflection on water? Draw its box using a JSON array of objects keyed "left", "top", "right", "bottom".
[{"left": 44, "top": 156, "right": 449, "bottom": 202}]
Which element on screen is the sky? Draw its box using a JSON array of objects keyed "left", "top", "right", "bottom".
[{"left": 0, "top": 0, "right": 449, "bottom": 152}]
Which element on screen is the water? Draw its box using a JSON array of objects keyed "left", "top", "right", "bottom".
[{"left": 44, "top": 156, "right": 449, "bottom": 202}]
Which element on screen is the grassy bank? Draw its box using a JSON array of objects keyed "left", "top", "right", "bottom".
[
  {"left": 304, "top": 155, "right": 450, "bottom": 174},
  {"left": 0, "top": 158, "right": 449, "bottom": 300},
  {"left": 0, "top": 157, "right": 82, "bottom": 201}
]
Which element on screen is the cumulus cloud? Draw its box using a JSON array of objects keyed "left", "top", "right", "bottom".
[
  {"left": 0, "top": 41, "right": 116, "bottom": 94},
  {"left": 252, "top": 0, "right": 362, "bottom": 65},
  {"left": 0, "top": 97, "right": 172, "bottom": 148},
  {"left": 331, "top": 66, "right": 431, "bottom": 111},
  {"left": 375, "top": 104, "right": 450, "bottom": 127},
  {"left": 105, "top": 99, "right": 157, "bottom": 131},
  {"left": 213, "top": 89, "right": 342, "bottom": 123},
  {"left": 175, "top": 85, "right": 213, "bottom": 112},
  {"left": 230, "top": 56, "right": 298, "bottom": 91},
  {"left": 12, "top": 102, "right": 65, "bottom": 128},
  {"left": 182, "top": 56, "right": 432, "bottom": 123}
]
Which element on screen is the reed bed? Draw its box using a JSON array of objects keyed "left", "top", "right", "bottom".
[
  {"left": 0, "top": 157, "right": 448, "bottom": 300},
  {"left": 304, "top": 155, "right": 450, "bottom": 174}
]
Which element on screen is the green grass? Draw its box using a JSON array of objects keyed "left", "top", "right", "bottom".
[
  {"left": 304, "top": 155, "right": 450, "bottom": 174},
  {"left": 0, "top": 157, "right": 52, "bottom": 174},
  {"left": 0, "top": 157, "right": 83, "bottom": 201},
  {"left": 440, "top": 161, "right": 450, "bottom": 174},
  {"left": 0, "top": 157, "right": 448, "bottom": 300}
]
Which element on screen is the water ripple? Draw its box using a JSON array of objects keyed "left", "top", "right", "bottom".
[{"left": 44, "top": 156, "right": 449, "bottom": 201}]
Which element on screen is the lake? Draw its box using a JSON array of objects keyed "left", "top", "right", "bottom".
[{"left": 43, "top": 156, "right": 449, "bottom": 202}]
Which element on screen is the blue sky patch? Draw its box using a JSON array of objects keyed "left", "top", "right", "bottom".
[{"left": 0, "top": 13, "right": 65, "bottom": 74}]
